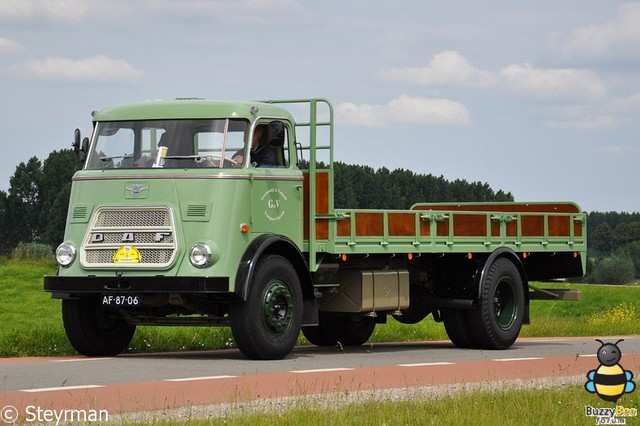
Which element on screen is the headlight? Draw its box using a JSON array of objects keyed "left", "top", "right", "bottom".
[
  {"left": 189, "top": 243, "right": 212, "bottom": 267},
  {"left": 56, "top": 243, "right": 76, "bottom": 267}
]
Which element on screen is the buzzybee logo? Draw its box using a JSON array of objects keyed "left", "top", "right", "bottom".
[
  {"left": 585, "top": 339, "right": 635, "bottom": 403},
  {"left": 584, "top": 339, "right": 637, "bottom": 425}
]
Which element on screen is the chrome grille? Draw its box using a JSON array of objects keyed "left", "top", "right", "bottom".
[
  {"left": 94, "top": 209, "right": 171, "bottom": 227},
  {"left": 81, "top": 206, "right": 176, "bottom": 268}
]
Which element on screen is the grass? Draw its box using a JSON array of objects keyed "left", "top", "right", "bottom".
[
  {"left": 131, "top": 382, "right": 640, "bottom": 426},
  {"left": 1, "top": 259, "right": 639, "bottom": 357}
]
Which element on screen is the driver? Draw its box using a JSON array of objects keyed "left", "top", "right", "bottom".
[{"left": 232, "top": 125, "right": 276, "bottom": 167}]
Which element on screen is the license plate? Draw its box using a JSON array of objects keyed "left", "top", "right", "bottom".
[{"left": 101, "top": 295, "right": 140, "bottom": 307}]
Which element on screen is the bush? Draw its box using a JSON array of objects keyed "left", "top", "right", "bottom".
[
  {"left": 592, "top": 254, "right": 635, "bottom": 285},
  {"left": 618, "top": 240, "right": 640, "bottom": 278},
  {"left": 11, "top": 242, "right": 53, "bottom": 260}
]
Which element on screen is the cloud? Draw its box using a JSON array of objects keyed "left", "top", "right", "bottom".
[
  {"left": 19, "top": 55, "right": 143, "bottom": 83},
  {"left": 0, "top": 38, "right": 23, "bottom": 54},
  {"left": 336, "top": 95, "right": 471, "bottom": 127},
  {"left": 498, "top": 63, "right": 606, "bottom": 103},
  {"left": 139, "top": 0, "right": 306, "bottom": 24},
  {"left": 0, "top": 0, "right": 93, "bottom": 22},
  {"left": 546, "top": 115, "right": 615, "bottom": 131},
  {"left": 379, "top": 50, "right": 496, "bottom": 88},
  {"left": 591, "top": 145, "right": 637, "bottom": 154},
  {"left": 610, "top": 91, "right": 640, "bottom": 112},
  {"left": 560, "top": 2, "right": 640, "bottom": 62}
]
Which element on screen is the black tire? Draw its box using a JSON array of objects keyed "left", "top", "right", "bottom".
[
  {"left": 467, "top": 257, "right": 525, "bottom": 350},
  {"left": 302, "top": 312, "right": 338, "bottom": 346},
  {"left": 230, "top": 254, "right": 303, "bottom": 360},
  {"left": 326, "top": 315, "right": 377, "bottom": 346},
  {"left": 442, "top": 308, "right": 478, "bottom": 349},
  {"left": 62, "top": 297, "right": 136, "bottom": 356}
]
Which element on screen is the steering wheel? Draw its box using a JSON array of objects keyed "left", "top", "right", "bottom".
[{"left": 196, "top": 155, "right": 238, "bottom": 168}]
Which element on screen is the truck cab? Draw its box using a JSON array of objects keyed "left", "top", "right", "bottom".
[{"left": 46, "top": 99, "right": 314, "bottom": 359}]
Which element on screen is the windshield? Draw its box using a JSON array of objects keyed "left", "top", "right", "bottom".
[{"left": 86, "top": 119, "right": 248, "bottom": 170}]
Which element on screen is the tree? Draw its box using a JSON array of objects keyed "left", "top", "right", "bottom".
[
  {"left": 0, "top": 149, "right": 82, "bottom": 254},
  {"left": 590, "top": 222, "right": 614, "bottom": 255},
  {"left": 5, "top": 157, "right": 43, "bottom": 248},
  {"left": 592, "top": 253, "right": 635, "bottom": 285},
  {"left": 39, "top": 150, "right": 82, "bottom": 247},
  {"left": 0, "top": 191, "right": 8, "bottom": 255},
  {"left": 614, "top": 222, "right": 640, "bottom": 248}
]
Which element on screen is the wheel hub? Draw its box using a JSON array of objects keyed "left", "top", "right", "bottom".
[
  {"left": 261, "top": 281, "right": 294, "bottom": 335},
  {"left": 494, "top": 279, "right": 517, "bottom": 330}
]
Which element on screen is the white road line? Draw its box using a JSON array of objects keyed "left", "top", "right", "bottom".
[
  {"left": 291, "top": 368, "right": 354, "bottom": 374},
  {"left": 50, "top": 358, "right": 113, "bottom": 363},
  {"left": 492, "top": 357, "right": 543, "bottom": 362},
  {"left": 164, "top": 375, "right": 237, "bottom": 382},
  {"left": 21, "top": 385, "right": 104, "bottom": 393},
  {"left": 397, "top": 362, "right": 455, "bottom": 367}
]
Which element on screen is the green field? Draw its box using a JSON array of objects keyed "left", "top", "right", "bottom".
[{"left": 1, "top": 258, "right": 638, "bottom": 357}]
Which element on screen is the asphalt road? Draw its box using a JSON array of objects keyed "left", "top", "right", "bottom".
[{"left": 1, "top": 336, "right": 638, "bottom": 420}]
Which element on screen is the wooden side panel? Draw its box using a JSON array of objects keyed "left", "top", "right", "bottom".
[
  {"left": 337, "top": 217, "right": 351, "bottom": 237},
  {"left": 522, "top": 216, "right": 544, "bottom": 236},
  {"left": 419, "top": 220, "right": 432, "bottom": 237},
  {"left": 549, "top": 216, "right": 570, "bottom": 237},
  {"left": 388, "top": 212, "right": 415, "bottom": 236},
  {"left": 303, "top": 171, "right": 330, "bottom": 240},
  {"left": 355, "top": 212, "right": 384, "bottom": 236},
  {"left": 453, "top": 214, "right": 486, "bottom": 237}
]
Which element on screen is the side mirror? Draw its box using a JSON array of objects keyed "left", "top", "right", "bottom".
[
  {"left": 72, "top": 128, "right": 81, "bottom": 153},
  {"left": 72, "top": 128, "right": 89, "bottom": 162}
]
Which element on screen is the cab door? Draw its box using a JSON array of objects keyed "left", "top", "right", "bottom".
[{"left": 249, "top": 120, "right": 303, "bottom": 248}]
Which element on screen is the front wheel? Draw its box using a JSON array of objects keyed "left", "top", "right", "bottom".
[
  {"left": 467, "top": 257, "right": 525, "bottom": 350},
  {"left": 230, "top": 254, "right": 303, "bottom": 360},
  {"left": 62, "top": 297, "right": 136, "bottom": 356}
]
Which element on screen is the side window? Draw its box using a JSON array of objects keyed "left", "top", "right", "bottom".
[{"left": 256, "top": 120, "right": 289, "bottom": 168}]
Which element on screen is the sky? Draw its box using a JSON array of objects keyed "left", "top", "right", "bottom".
[{"left": 1, "top": 0, "right": 639, "bottom": 213}]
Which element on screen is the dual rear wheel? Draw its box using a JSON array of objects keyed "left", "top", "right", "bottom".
[{"left": 443, "top": 257, "right": 525, "bottom": 350}]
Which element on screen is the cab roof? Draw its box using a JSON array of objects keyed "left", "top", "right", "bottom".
[{"left": 92, "top": 99, "right": 294, "bottom": 122}]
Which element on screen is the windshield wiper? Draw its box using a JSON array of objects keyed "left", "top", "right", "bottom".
[{"left": 100, "top": 155, "right": 133, "bottom": 162}]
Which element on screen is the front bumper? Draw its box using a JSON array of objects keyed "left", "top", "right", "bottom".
[{"left": 44, "top": 275, "right": 230, "bottom": 296}]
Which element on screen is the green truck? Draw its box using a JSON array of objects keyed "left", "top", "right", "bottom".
[{"left": 44, "top": 98, "right": 586, "bottom": 360}]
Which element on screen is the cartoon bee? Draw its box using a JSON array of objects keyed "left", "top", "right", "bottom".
[{"left": 585, "top": 339, "right": 636, "bottom": 403}]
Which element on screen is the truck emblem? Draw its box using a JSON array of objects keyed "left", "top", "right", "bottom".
[
  {"left": 125, "top": 183, "right": 149, "bottom": 198},
  {"left": 91, "top": 233, "right": 104, "bottom": 243},
  {"left": 261, "top": 188, "right": 287, "bottom": 221},
  {"left": 122, "top": 232, "right": 135, "bottom": 242}
]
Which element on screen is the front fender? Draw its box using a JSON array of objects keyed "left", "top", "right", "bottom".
[{"left": 234, "top": 233, "right": 310, "bottom": 301}]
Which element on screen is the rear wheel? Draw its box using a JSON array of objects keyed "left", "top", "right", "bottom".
[
  {"left": 302, "top": 312, "right": 338, "bottom": 346},
  {"left": 230, "top": 254, "right": 302, "bottom": 360},
  {"left": 303, "top": 314, "right": 376, "bottom": 347},
  {"left": 442, "top": 308, "right": 477, "bottom": 349},
  {"left": 467, "top": 257, "right": 524, "bottom": 350},
  {"left": 62, "top": 297, "right": 136, "bottom": 356},
  {"left": 327, "top": 315, "right": 376, "bottom": 346}
]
